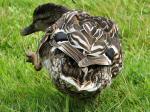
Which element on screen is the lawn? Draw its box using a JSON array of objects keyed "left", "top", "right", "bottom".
[{"left": 0, "top": 0, "right": 150, "bottom": 112}]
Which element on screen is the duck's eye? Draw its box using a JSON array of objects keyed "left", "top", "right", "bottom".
[
  {"left": 54, "top": 32, "right": 68, "bottom": 42},
  {"left": 105, "top": 48, "right": 115, "bottom": 60}
]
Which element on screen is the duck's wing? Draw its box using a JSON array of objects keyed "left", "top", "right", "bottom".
[
  {"left": 77, "top": 14, "right": 122, "bottom": 75},
  {"left": 49, "top": 11, "right": 122, "bottom": 74}
]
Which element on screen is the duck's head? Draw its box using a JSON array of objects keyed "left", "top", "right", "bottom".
[{"left": 21, "top": 3, "right": 69, "bottom": 36}]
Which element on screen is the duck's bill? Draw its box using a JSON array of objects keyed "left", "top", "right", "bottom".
[{"left": 20, "top": 24, "right": 38, "bottom": 36}]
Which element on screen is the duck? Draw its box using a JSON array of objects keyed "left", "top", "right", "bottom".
[{"left": 21, "top": 3, "right": 123, "bottom": 98}]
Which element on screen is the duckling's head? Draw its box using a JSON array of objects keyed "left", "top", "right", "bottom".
[{"left": 21, "top": 3, "right": 69, "bottom": 36}]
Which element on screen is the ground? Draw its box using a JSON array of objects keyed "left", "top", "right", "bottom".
[{"left": 0, "top": 0, "right": 150, "bottom": 112}]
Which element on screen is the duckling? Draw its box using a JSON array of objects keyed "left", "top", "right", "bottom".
[
  {"left": 21, "top": 4, "right": 123, "bottom": 98},
  {"left": 21, "top": 3, "right": 69, "bottom": 36}
]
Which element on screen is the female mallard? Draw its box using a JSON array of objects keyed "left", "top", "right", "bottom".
[{"left": 21, "top": 3, "right": 122, "bottom": 98}]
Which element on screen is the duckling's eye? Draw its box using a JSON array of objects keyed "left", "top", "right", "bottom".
[{"left": 53, "top": 32, "right": 68, "bottom": 42}]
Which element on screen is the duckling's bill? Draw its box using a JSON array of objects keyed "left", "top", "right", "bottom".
[{"left": 21, "top": 24, "right": 38, "bottom": 36}]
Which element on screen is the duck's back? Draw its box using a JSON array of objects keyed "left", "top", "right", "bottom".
[{"left": 51, "top": 11, "right": 122, "bottom": 75}]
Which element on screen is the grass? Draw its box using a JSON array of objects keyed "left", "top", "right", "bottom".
[{"left": 0, "top": 0, "right": 150, "bottom": 111}]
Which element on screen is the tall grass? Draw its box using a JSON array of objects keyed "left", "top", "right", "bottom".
[{"left": 0, "top": 0, "right": 150, "bottom": 111}]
